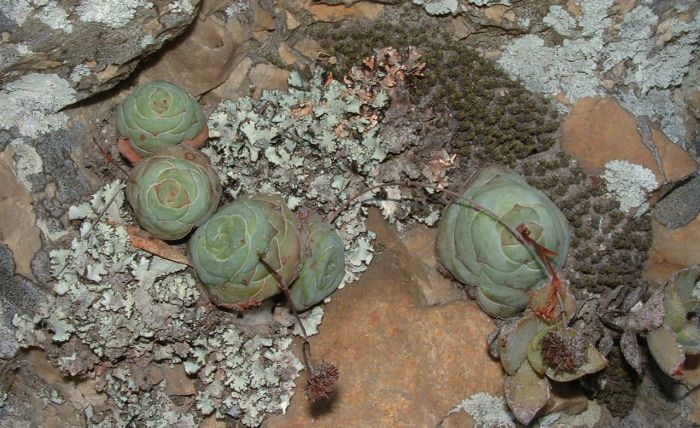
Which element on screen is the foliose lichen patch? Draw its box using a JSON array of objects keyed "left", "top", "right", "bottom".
[{"left": 497, "top": 0, "right": 699, "bottom": 147}]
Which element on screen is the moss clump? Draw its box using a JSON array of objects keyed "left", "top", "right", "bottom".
[
  {"left": 517, "top": 152, "right": 652, "bottom": 295},
  {"left": 312, "top": 11, "right": 559, "bottom": 166},
  {"left": 588, "top": 346, "right": 640, "bottom": 417}
]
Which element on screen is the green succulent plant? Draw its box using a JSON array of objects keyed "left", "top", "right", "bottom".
[
  {"left": 436, "top": 167, "right": 570, "bottom": 318},
  {"left": 117, "top": 81, "right": 207, "bottom": 158},
  {"left": 499, "top": 317, "right": 607, "bottom": 424},
  {"left": 127, "top": 146, "right": 222, "bottom": 240},
  {"left": 189, "top": 194, "right": 302, "bottom": 309},
  {"left": 290, "top": 220, "right": 346, "bottom": 311},
  {"left": 647, "top": 265, "right": 700, "bottom": 377}
]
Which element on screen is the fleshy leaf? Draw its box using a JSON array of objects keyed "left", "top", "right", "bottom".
[
  {"left": 499, "top": 315, "right": 547, "bottom": 375},
  {"left": 647, "top": 325, "right": 685, "bottom": 378},
  {"left": 504, "top": 362, "right": 550, "bottom": 425}
]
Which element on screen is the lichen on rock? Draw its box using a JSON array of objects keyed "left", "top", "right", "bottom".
[
  {"left": 0, "top": 73, "right": 77, "bottom": 139},
  {"left": 11, "top": 180, "right": 313, "bottom": 426}
]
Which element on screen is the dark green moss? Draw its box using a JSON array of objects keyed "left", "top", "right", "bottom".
[{"left": 589, "top": 346, "right": 640, "bottom": 417}]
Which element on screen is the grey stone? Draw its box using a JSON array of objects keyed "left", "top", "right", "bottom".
[
  {"left": 0, "top": 0, "right": 202, "bottom": 107},
  {"left": 0, "top": 243, "right": 47, "bottom": 359},
  {"left": 653, "top": 175, "right": 700, "bottom": 229}
]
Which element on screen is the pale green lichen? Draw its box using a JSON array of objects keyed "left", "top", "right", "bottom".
[
  {"left": 0, "top": 73, "right": 77, "bottom": 138},
  {"left": 13, "top": 180, "right": 316, "bottom": 427},
  {"left": 168, "top": 0, "right": 195, "bottom": 15},
  {"left": 449, "top": 393, "right": 516, "bottom": 428},
  {"left": 497, "top": 0, "right": 698, "bottom": 146},
  {"left": 412, "top": 0, "right": 460, "bottom": 16},
  {"left": 1, "top": 0, "right": 73, "bottom": 32},
  {"left": 7, "top": 138, "right": 43, "bottom": 192},
  {"left": 77, "top": 0, "right": 153, "bottom": 29},
  {"left": 601, "top": 160, "right": 658, "bottom": 214}
]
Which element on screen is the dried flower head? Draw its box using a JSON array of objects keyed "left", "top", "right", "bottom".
[
  {"left": 305, "top": 362, "right": 339, "bottom": 402},
  {"left": 541, "top": 330, "right": 587, "bottom": 373}
]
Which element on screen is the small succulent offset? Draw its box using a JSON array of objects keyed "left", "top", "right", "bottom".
[
  {"left": 189, "top": 193, "right": 302, "bottom": 310},
  {"left": 499, "top": 317, "right": 608, "bottom": 424},
  {"left": 290, "top": 219, "right": 346, "bottom": 311},
  {"left": 127, "top": 146, "right": 222, "bottom": 240},
  {"left": 117, "top": 81, "right": 208, "bottom": 163},
  {"left": 436, "top": 167, "right": 570, "bottom": 318},
  {"left": 647, "top": 265, "right": 700, "bottom": 378}
]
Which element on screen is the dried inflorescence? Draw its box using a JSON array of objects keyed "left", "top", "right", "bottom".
[
  {"left": 540, "top": 330, "right": 587, "bottom": 374},
  {"left": 305, "top": 361, "right": 340, "bottom": 402}
]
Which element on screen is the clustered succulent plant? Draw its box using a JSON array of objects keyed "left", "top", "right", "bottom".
[
  {"left": 188, "top": 194, "right": 303, "bottom": 309},
  {"left": 117, "top": 81, "right": 346, "bottom": 312},
  {"left": 436, "top": 167, "right": 570, "bottom": 318},
  {"left": 115, "top": 81, "right": 348, "bottom": 403},
  {"left": 433, "top": 167, "right": 610, "bottom": 424},
  {"left": 116, "top": 81, "right": 208, "bottom": 164},
  {"left": 127, "top": 146, "right": 222, "bottom": 240}
]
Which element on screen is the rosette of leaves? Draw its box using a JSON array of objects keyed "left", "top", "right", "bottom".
[
  {"left": 498, "top": 316, "right": 608, "bottom": 424},
  {"left": 647, "top": 265, "right": 700, "bottom": 378},
  {"left": 189, "top": 194, "right": 302, "bottom": 309},
  {"left": 127, "top": 146, "right": 222, "bottom": 240},
  {"left": 436, "top": 167, "right": 570, "bottom": 318},
  {"left": 290, "top": 219, "right": 346, "bottom": 311},
  {"left": 117, "top": 81, "right": 208, "bottom": 163}
]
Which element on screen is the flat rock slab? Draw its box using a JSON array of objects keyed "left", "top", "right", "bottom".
[
  {"left": 561, "top": 97, "right": 696, "bottom": 186},
  {"left": 266, "top": 213, "right": 503, "bottom": 427}
]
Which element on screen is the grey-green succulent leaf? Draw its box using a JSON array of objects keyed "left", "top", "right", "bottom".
[
  {"left": 436, "top": 167, "right": 570, "bottom": 318},
  {"left": 504, "top": 362, "right": 551, "bottom": 425},
  {"left": 647, "top": 325, "right": 685, "bottom": 378},
  {"left": 290, "top": 220, "right": 346, "bottom": 311},
  {"left": 499, "top": 315, "right": 548, "bottom": 376},
  {"left": 117, "top": 81, "right": 206, "bottom": 157},
  {"left": 662, "top": 265, "right": 700, "bottom": 355},
  {"left": 189, "top": 194, "right": 302, "bottom": 308},
  {"left": 127, "top": 146, "right": 222, "bottom": 240}
]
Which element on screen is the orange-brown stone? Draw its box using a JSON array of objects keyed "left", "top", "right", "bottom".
[
  {"left": 561, "top": 97, "right": 696, "bottom": 185},
  {"left": 266, "top": 212, "right": 502, "bottom": 427},
  {"left": 646, "top": 216, "right": 700, "bottom": 285}
]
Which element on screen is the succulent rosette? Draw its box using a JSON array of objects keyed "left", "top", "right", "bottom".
[
  {"left": 189, "top": 194, "right": 302, "bottom": 309},
  {"left": 436, "top": 167, "right": 570, "bottom": 318},
  {"left": 646, "top": 265, "right": 700, "bottom": 377},
  {"left": 661, "top": 265, "right": 700, "bottom": 354},
  {"left": 290, "top": 220, "right": 346, "bottom": 310},
  {"left": 127, "top": 146, "right": 222, "bottom": 240},
  {"left": 116, "top": 81, "right": 207, "bottom": 160}
]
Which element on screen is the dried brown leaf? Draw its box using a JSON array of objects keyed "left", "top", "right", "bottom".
[{"left": 127, "top": 226, "right": 192, "bottom": 266}]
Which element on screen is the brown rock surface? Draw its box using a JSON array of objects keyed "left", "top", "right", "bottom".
[
  {"left": 0, "top": 147, "right": 42, "bottom": 280},
  {"left": 305, "top": 1, "right": 384, "bottom": 22},
  {"left": 249, "top": 63, "right": 290, "bottom": 97},
  {"left": 266, "top": 212, "right": 502, "bottom": 427},
  {"left": 205, "top": 56, "right": 254, "bottom": 103},
  {"left": 294, "top": 38, "right": 323, "bottom": 60},
  {"left": 136, "top": 5, "right": 250, "bottom": 96},
  {"left": 646, "top": 216, "right": 700, "bottom": 285},
  {"left": 278, "top": 42, "right": 298, "bottom": 65},
  {"left": 561, "top": 97, "right": 696, "bottom": 185}
]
